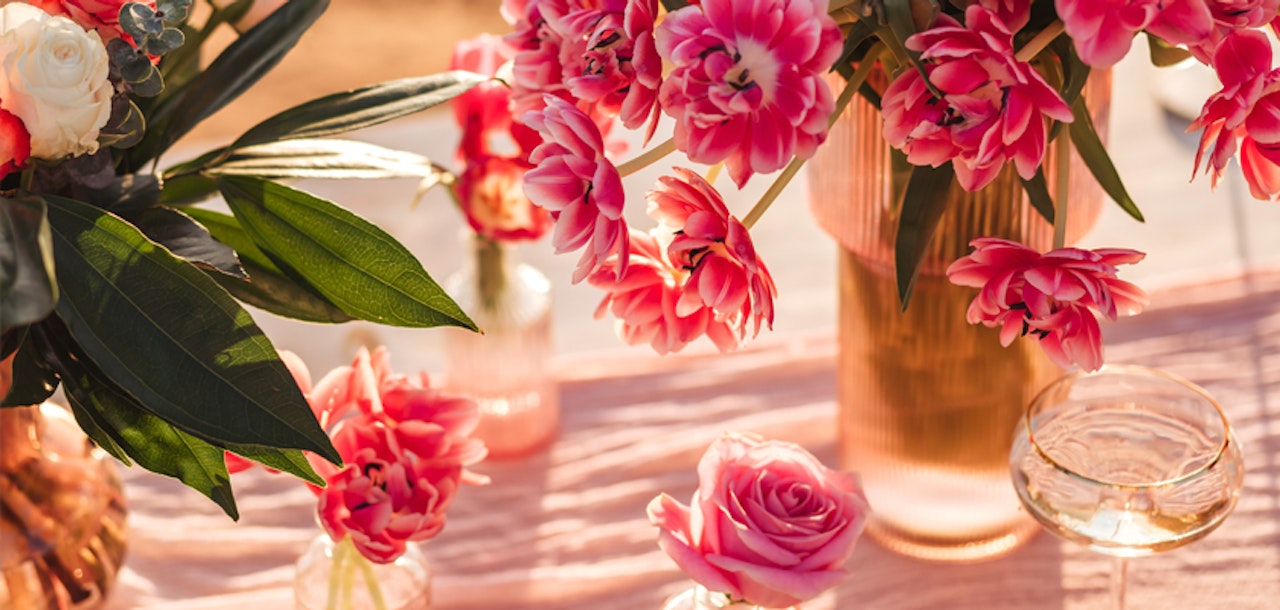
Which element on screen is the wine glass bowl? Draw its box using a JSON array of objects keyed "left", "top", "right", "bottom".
[{"left": 1010, "top": 365, "right": 1245, "bottom": 559}]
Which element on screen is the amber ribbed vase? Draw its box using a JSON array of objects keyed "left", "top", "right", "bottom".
[{"left": 806, "top": 70, "right": 1111, "bottom": 562}]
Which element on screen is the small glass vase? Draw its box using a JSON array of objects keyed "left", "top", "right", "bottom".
[
  {"left": 0, "top": 402, "right": 129, "bottom": 610},
  {"left": 443, "top": 233, "right": 559, "bottom": 458},
  {"left": 661, "top": 585, "right": 800, "bottom": 610},
  {"left": 293, "top": 534, "right": 432, "bottom": 610}
]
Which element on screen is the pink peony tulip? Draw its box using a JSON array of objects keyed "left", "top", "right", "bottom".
[
  {"left": 882, "top": 6, "right": 1073, "bottom": 191},
  {"left": 1057, "top": 0, "right": 1213, "bottom": 68},
  {"left": 647, "top": 168, "right": 776, "bottom": 344},
  {"left": 448, "top": 34, "right": 541, "bottom": 164},
  {"left": 1190, "top": 29, "right": 1280, "bottom": 200},
  {"left": 947, "top": 237, "right": 1148, "bottom": 372},
  {"left": 588, "top": 230, "right": 735, "bottom": 354},
  {"left": 455, "top": 155, "right": 553, "bottom": 241},
  {"left": 648, "top": 432, "right": 869, "bottom": 608},
  {"left": 1187, "top": 0, "right": 1280, "bottom": 62},
  {"left": 523, "top": 94, "right": 630, "bottom": 282},
  {"left": 654, "top": 0, "right": 843, "bottom": 187}
]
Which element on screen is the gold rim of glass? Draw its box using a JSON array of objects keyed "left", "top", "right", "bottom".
[{"left": 1023, "top": 363, "right": 1234, "bottom": 489}]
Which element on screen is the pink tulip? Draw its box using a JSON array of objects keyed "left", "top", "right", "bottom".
[
  {"left": 19, "top": 0, "right": 153, "bottom": 41},
  {"left": 1057, "top": 0, "right": 1213, "bottom": 68},
  {"left": 523, "top": 95, "right": 630, "bottom": 282},
  {"left": 1191, "top": 29, "right": 1280, "bottom": 200},
  {"left": 654, "top": 0, "right": 843, "bottom": 187},
  {"left": 647, "top": 168, "right": 776, "bottom": 344},
  {"left": 588, "top": 230, "right": 732, "bottom": 354},
  {"left": 1187, "top": 0, "right": 1279, "bottom": 62},
  {"left": 648, "top": 432, "right": 869, "bottom": 607},
  {"left": 947, "top": 238, "right": 1148, "bottom": 372},
  {"left": 882, "top": 6, "right": 1073, "bottom": 191}
]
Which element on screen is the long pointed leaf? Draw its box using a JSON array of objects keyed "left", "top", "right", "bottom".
[
  {"left": 1, "top": 198, "right": 58, "bottom": 332},
  {"left": 1068, "top": 96, "right": 1144, "bottom": 222},
  {"left": 42, "top": 195, "right": 340, "bottom": 465},
  {"left": 127, "top": 0, "right": 329, "bottom": 167},
  {"left": 895, "top": 163, "right": 956, "bottom": 310},
  {"left": 1020, "top": 168, "right": 1056, "bottom": 225},
  {"left": 230, "top": 72, "right": 488, "bottom": 151},
  {"left": 206, "top": 139, "right": 448, "bottom": 181},
  {"left": 33, "top": 319, "right": 241, "bottom": 519},
  {"left": 217, "top": 176, "right": 476, "bottom": 330},
  {"left": 0, "top": 332, "right": 59, "bottom": 407}
]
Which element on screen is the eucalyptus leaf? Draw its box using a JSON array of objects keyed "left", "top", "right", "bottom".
[
  {"left": 229, "top": 72, "right": 488, "bottom": 151},
  {"left": 99, "top": 97, "right": 146, "bottom": 149},
  {"left": 1068, "top": 97, "right": 1145, "bottom": 222},
  {"left": 894, "top": 162, "right": 956, "bottom": 310},
  {"left": 42, "top": 195, "right": 340, "bottom": 464},
  {"left": 128, "top": 206, "right": 247, "bottom": 278},
  {"left": 217, "top": 176, "right": 476, "bottom": 330},
  {"left": 0, "top": 198, "right": 58, "bottom": 333},
  {"left": 207, "top": 139, "right": 446, "bottom": 180},
  {"left": 127, "top": 0, "right": 329, "bottom": 168}
]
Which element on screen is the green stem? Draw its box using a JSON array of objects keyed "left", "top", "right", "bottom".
[
  {"left": 615, "top": 137, "right": 676, "bottom": 177},
  {"left": 741, "top": 44, "right": 883, "bottom": 229},
  {"left": 355, "top": 552, "right": 390, "bottom": 610},
  {"left": 1053, "top": 128, "right": 1071, "bottom": 250},
  {"left": 1015, "top": 20, "right": 1065, "bottom": 63},
  {"left": 474, "top": 233, "right": 508, "bottom": 311},
  {"left": 326, "top": 538, "right": 350, "bottom": 610}
]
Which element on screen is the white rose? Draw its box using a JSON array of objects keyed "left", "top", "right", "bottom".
[{"left": 0, "top": 3, "right": 111, "bottom": 160}]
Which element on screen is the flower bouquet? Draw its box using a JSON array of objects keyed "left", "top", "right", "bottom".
[
  {"left": 0, "top": 0, "right": 494, "bottom": 520},
  {"left": 474, "top": 0, "right": 1280, "bottom": 370}
]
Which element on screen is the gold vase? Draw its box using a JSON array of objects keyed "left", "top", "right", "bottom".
[
  {"left": 806, "top": 70, "right": 1111, "bottom": 562},
  {"left": 0, "top": 403, "right": 129, "bottom": 609}
]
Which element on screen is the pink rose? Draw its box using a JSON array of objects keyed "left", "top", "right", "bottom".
[{"left": 648, "top": 433, "right": 869, "bottom": 607}]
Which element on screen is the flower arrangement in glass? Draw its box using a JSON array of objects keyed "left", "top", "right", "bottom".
[
  {"left": 649, "top": 433, "right": 870, "bottom": 609},
  {"left": 224, "top": 347, "right": 488, "bottom": 610},
  {"left": 483, "top": 0, "right": 1280, "bottom": 370},
  {"left": 0, "top": 0, "right": 497, "bottom": 519},
  {"left": 437, "top": 35, "right": 560, "bottom": 458}
]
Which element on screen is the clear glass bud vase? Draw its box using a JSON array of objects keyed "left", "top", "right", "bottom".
[
  {"left": 0, "top": 402, "right": 129, "bottom": 609},
  {"left": 443, "top": 233, "right": 559, "bottom": 458},
  {"left": 294, "top": 534, "right": 432, "bottom": 610},
  {"left": 661, "top": 585, "right": 800, "bottom": 610}
]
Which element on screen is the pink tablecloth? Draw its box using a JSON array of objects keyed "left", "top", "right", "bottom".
[{"left": 105, "top": 268, "right": 1280, "bottom": 610}]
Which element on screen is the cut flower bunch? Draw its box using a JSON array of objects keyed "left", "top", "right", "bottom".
[
  {"left": 0, "top": 0, "right": 496, "bottom": 518},
  {"left": 492, "top": 0, "right": 1280, "bottom": 370}
]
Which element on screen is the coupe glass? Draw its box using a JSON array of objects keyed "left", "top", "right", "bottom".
[{"left": 1009, "top": 365, "right": 1244, "bottom": 609}]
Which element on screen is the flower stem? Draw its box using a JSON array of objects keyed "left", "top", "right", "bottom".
[
  {"left": 326, "top": 538, "right": 350, "bottom": 610},
  {"left": 615, "top": 137, "right": 676, "bottom": 177},
  {"left": 1015, "top": 20, "right": 1065, "bottom": 63},
  {"left": 1053, "top": 128, "right": 1071, "bottom": 250},
  {"left": 741, "top": 43, "right": 883, "bottom": 229},
  {"left": 355, "top": 552, "right": 390, "bottom": 610}
]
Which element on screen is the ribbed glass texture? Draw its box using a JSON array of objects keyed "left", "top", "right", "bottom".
[{"left": 806, "top": 69, "right": 1112, "bottom": 561}]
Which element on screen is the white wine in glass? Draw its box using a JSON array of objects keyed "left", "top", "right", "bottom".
[{"left": 1009, "top": 365, "right": 1244, "bottom": 608}]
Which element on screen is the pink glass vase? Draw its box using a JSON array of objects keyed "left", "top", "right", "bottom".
[
  {"left": 0, "top": 402, "right": 128, "bottom": 609},
  {"left": 443, "top": 233, "right": 559, "bottom": 458}
]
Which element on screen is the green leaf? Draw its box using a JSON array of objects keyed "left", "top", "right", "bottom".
[
  {"left": 159, "top": 173, "right": 219, "bottom": 205},
  {"left": 0, "top": 332, "right": 59, "bottom": 408},
  {"left": 221, "top": 443, "right": 323, "bottom": 487},
  {"left": 1068, "top": 97, "right": 1145, "bottom": 222},
  {"left": 127, "top": 0, "right": 329, "bottom": 167},
  {"left": 1148, "top": 34, "right": 1193, "bottom": 67},
  {"left": 230, "top": 72, "right": 489, "bottom": 151},
  {"left": 41, "top": 195, "right": 340, "bottom": 464},
  {"left": 100, "top": 97, "right": 147, "bottom": 149},
  {"left": 1020, "top": 168, "right": 1056, "bottom": 225},
  {"left": 128, "top": 206, "right": 247, "bottom": 278},
  {"left": 1, "top": 198, "right": 58, "bottom": 333},
  {"left": 894, "top": 162, "right": 956, "bottom": 310},
  {"left": 832, "top": 19, "right": 880, "bottom": 79},
  {"left": 206, "top": 139, "right": 446, "bottom": 180},
  {"left": 217, "top": 176, "right": 476, "bottom": 329},
  {"left": 185, "top": 206, "right": 354, "bottom": 323},
  {"left": 31, "top": 318, "right": 241, "bottom": 518}
]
